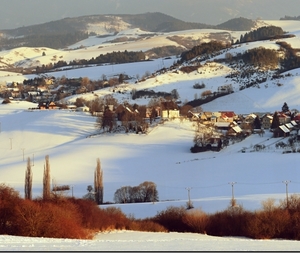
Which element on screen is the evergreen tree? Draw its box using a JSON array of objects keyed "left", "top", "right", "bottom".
[
  {"left": 253, "top": 115, "right": 262, "bottom": 129},
  {"left": 271, "top": 112, "right": 280, "bottom": 129},
  {"left": 24, "top": 157, "right": 32, "bottom": 200},
  {"left": 282, "top": 102, "right": 289, "bottom": 113}
]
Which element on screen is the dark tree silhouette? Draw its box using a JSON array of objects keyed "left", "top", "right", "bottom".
[
  {"left": 43, "top": 155, "right": 51, "bottom": 200},
  {"left": 253, "top": 116, "right": 262, "bottom": 129},
  {"left": 24, "top": 157, "right": 32, "bottom": 200},
  {"left": 282, "top": 102, "right": 289, "bottom": 113},
  {"left": 271, "top": 112, "right": 280, "bottom": 130},
  {"left": 94, "top": 158, "right": 103, "bottom": 205}
]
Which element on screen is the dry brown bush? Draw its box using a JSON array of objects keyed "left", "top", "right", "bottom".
[
  {"left": 206, "top": 206, "right": 253, "bottom": 237},
  {"left": 153, "top": 206, "right": 189, "bottom": 232},
  {"left": 68, "top": 198, "right": 104, "bottom": 230},
  {"left": 15, "top": 198, "right": 88, "bottom": 239},
  {"left": 128, "top": 218, "right": 167, "bottom": 232},
  {"left": 38, "top": 201, "right": 88, "bottom": 239},
  {"left": 182, "top": 208, "right": 209, "bottom": 234},
  {"left": 15, "top": 199, "right": 44, "bottom": 237},
  {"left": 101, "top": 206, "right": 130, "bottom": 230},
  {"left": 248, "top": 209, "right": 290, "bottom": 239},
  {"left": 179, "top": 65, "right": 199, "bottom": 73},
  {"left": 0, "top": 184, "right": 21, "bottom": 235}
]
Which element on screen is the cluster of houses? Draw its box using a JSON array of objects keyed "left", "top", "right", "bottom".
[
  {"left": 3, "top": 74, "right": 296, "bottom": 140},
  {"left": 26, "top": 96, "right": 300, "bottom": 140},
  {"left": 0, "top": 77, "right": 89, "bottom": 102},
  {"left": 189, "top": 109, "right": 300, "bottom": 139}
]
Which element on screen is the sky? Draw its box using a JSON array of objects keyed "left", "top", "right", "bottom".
[{"left": 0, "top": 0, "right": 299, "bottom": 30}]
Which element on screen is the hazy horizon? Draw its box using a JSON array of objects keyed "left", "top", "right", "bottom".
[{"left": 0, "top": 0, "right": 299, "bottom": 30}]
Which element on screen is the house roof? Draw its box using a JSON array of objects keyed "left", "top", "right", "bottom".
[
  {"left": 285, "top": 123, "right": 294, "bottom": 129},
  {"left": 291, "top": 120, "right": 298, "bottom": 126},
  {"left": 278, "top": 113, "right": 290, "bottom": 119},
  {"left": 293, "top": 114, "right": 300, "bottom": 121},
  {"left": 220, "top": 111, "right": 235, "bottom": 118},
  {"left": 232, "top": 126, "right": 242, "bottom": 133},
  {"left": 279, "top": 125, "right": 290, "bottom": 133},
  {"left": 214, "top": 122, "right": 231, "bottom": 128},
  {"left": 247, "top": 113, "right": 257, "bottom": 119}
]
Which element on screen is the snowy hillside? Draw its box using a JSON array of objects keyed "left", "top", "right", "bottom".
[
  {"left": 1, "top": 18, "right": 300, "bottom": 251},
  {"left": 0, "top": 19, "right": 300, "bottom": 218},
  {"left": 2, "top": 19, "right": 296, "bottom": 70}
]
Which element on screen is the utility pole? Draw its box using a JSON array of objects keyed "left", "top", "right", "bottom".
[
  {"left": 229, "top": 182, "right": 237, "bottom": 207},
  {"left": 185, "top": 187, "right": 193, "bottom": 209},
  {"left": 283, "top": 180, "right": 291, "bottom": 209}
]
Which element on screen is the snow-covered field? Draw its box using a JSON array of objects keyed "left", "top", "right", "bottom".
[
  {"left": 1, "top": 19, "right": 300, "bottom": 250},
  {"left": 2, "top": 230, "right": 300, "bottom": 251}
]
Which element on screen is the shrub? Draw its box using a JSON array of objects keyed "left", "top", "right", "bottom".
[
  {"left": 128, "top": 218, "right": 167, "bottom": 232},
  {"left": 153, "top": 206, "right": 189, "bottom": 232},
  {"left": 182, "top": 208, "right": 209, "bottom": 233},
  {"left": 102, "top": 206, "right": 130, "bottom": 230},
  {"left": 179, "top": 65, "right": 199, "bottom": 73},
  {"left": 69, "top": 198, "right": 112, "bottom": 231},
  {"left": 16, "top": 198, "right": 89, "bottom": 239},
  {"left": 15, "top": 199, "right": 44, "bottom": 237},
  {"left": 0, "top": 184, "right": 21, "bottom": 235},
  {"left": 247, "top": 209, "right": 290, "bottom": 239},
  {"left": 206, "top": 206, "right": 253, "bottom": 237}
]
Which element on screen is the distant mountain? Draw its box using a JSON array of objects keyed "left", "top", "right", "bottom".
[
  {"left": 216, "top": 17, "right": 256, "bottom": 31},
  {"left": 0, "top": 13, "right": 257, "bottom": 50}
]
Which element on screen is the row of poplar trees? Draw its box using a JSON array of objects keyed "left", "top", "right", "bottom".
[{"left": 24, "top": 155, "right": 104, "bottom": 205}]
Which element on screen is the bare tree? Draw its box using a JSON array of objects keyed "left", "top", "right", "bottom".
[
  {"left": 81, "top": 77, "right": 90, "bottom": 88},
  {"left": 24, "top": 157, "right": 32, "bottom": 200},
  {"left": 113, "top": 181, "right": 159, "bottom": 203},
  {"left": 43, "top": 155, "right": 51, "bottom": 200},
  {"left": 138, "top": 181, "right": 159, "bottom": 202},
  {"left": 113, "top": 186, "right": 133, "bottom": 203},
  {"left": 94, "top": 158, "right": 103, "bottom": 205}
]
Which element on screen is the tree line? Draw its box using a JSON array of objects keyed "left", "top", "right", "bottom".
[
  {"left": 36, "top": 50, "right": 146, "bottom": 73},
  {"left": 179, "top": 41, "right": 228, "bottom": 63},
  {"left": 238, "top": 26, "right": 285, "bottom": 43},
  {"left": 114, "top": 181, "right": 159, "bottom": 203},
  {"left": 0, "top": 31, "right": 88, "bottom": 50},
  {"left": 276, "top": 41, "right": 300, "bottom": 72}
]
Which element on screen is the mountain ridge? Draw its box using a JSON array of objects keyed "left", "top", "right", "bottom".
[{"left": 0, "top": 13, "right": 257, "bottom": 50}]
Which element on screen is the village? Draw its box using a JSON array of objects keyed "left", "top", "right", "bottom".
[{"left": 1, "top": 75, "right": 300, "bottom": 154}]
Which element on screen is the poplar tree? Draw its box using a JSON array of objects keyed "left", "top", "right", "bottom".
[
  {"left": 43, "top": 155, "right": 51, "bottom": 200},
  {"left": 94, "top": 158, "right": 103, "bottom": 205},
  {"left": 25, "top": 157, "right": 32, "bottom": 200}
]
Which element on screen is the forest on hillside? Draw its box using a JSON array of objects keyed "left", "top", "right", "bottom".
[{"left": 0, "top": 32, "right": 88, "bottom": 50}]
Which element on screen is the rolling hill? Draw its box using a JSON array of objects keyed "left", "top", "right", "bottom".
[
  {"left": 0, "top": 13, "right": 257, "bottom": 50},
  {"left": 0, "top": 18, "right": 300, "bottom": 220}
]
